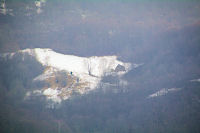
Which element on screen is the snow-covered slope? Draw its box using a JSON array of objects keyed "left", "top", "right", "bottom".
[
  {"left": 147, "top": 88, "right": 182, "bottom": 98},
  {"left": 32, "top": 48, "right": 131, "bottom": 77},
  {"left": 1, "top": 48, "right": 132, "bottom": 107},
  {"left": 190, "top": 78, "right": 200, "bottom": 82}
]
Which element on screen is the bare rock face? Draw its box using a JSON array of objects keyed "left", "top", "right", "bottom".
[{"left": 115, "top": 64, "right": 126, "bottom": 72}]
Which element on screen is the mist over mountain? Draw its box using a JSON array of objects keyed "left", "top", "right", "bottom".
[{"left": 0, "top": 0, "right": 200, "bottom": 133}]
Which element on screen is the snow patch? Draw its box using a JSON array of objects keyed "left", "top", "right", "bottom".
[
  {"left": 43, "top": 88, "right": 62, "bottom": 103},
  {"left": 147, "top": 88, "right": 182, "bottom": 98},
  {"left": 35, "top": 0, "right": 46, "bottom": 14},
  {"left": 190, "top": 78, "right": 200, "bottom": 82},
  {"left": 132, "top": 63, "right": 144, "bottom": 68}
]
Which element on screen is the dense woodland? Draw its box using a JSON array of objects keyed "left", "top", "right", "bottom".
[{"left": 0, "top": 0, "right": 200, "bottom": 133}]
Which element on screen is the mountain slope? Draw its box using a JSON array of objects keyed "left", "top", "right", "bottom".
[{"left": 0, "top": 48, "right": 132, "bottom": 107}]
